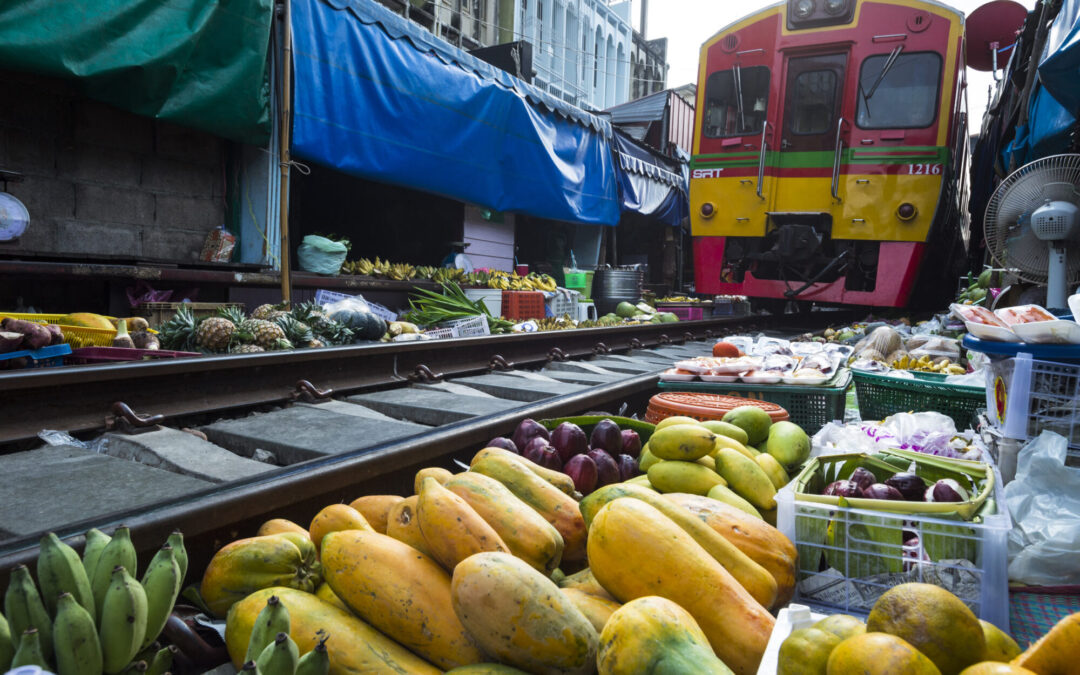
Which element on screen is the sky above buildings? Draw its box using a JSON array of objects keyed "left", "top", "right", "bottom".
[{"left": 631, "top": 0, "right": 1035, "bottom": 123}]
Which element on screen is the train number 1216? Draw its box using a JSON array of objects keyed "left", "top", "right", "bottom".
[{"left": 907, "top": 163, "right": 942, "bottom": 175}]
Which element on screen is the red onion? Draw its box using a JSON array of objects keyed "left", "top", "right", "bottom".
[
  {"left": 862, "top": 483, "right": 904, "bottom": 500},
  {"left": 512, "top": 418, "right": 549, "bottom": 454},
  {"left": 849, "top": 467, "right": 876, "bottom": 491},
  {"left": 587, "top": 449, "right": 621, "bottom": 487},
  {"left": 564, "top": 454, "right": 598, "bottom": 494},
  {"left": 616, "top": 454, "right": 638, "bottom": 482},
  {"left": 550, "top": 422, "right": 588, "bottom": 462},
  {"left": 620, "top": 430, "right": 642, "bottom": 458},
  {"left": 590, "top": 419, "right": 623, "bottom": 455},
  {"left": 884, "top": 472, "right": 926, "bottom": 501},
  {"left": 823, "top": 480, "right": 863, "bottom": 498},
  {"left": 486, "top": 437, "right": 518, "bottom": 453},
  {"left": 522, "top": 438, "right": 562, "bottom": 471}
]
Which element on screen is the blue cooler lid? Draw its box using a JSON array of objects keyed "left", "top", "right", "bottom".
[{"left": 963, "top": 331, "right": 1080, "bottom": 363}]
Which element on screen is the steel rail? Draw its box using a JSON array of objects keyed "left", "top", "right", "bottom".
[{"left": 0, "top": 313, "right": 849, "bottom": 447}]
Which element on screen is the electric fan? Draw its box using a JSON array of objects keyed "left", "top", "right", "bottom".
[{"left": 984, "top": 154, "right": 1080, "bottom": 310}]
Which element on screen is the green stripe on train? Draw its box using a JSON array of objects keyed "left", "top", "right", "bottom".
[{"left": 692, "top": 146, "right": 949, "bottom": 170}]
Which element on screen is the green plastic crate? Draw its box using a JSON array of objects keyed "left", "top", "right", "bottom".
[
  {"left": 657, "top": 369, "right": 852, "bottom": 436},
  {"left": 851, "top": 369, "right": 985, "bottom": 429}
]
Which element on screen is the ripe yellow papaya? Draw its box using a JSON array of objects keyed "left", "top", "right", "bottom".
[
  {"left": 201, "top": 534, "right": 321, "bottom": 617},
  {"left": 308, "top": 503, "right": 372, "bottom": 550},
  {"left": 385, "top": 495, "right": 434, "bottom": 557},
  {"left": 414, "top": 466, "right": 454, "bottom": 494},
  {"left": 321, "top": 530, "right": 484, "bottom": 669},
  {"left": 450, "top": 552, "right": 598, "bottom": 675},
  {"left": 713, "top": 447, "right": 778, "bottom": 510},
  {"left": 470, "top": 455, "right": 587, "bottom": 561},
  {"left": 225, "top": 586, "right": 440, "bottom": 675},
  {"left": 444, "top": 471, "right": 564, "bottom": 573},
  {"left": 560, "top": 587, "right": 620, "bottom": 634},
  {"left": 470, "top": 446, "right": 576, "bottom": 496},
  {"left": 347, "top": 495, "right": 403, "bottom": 534},
  {"left": 665, "top": 493, "right": 797, "bottom": 607},
  {"left": 444, "top": 666, "right": 530, "bottom": 674},
  {"left": 256, "top": 518, "right": 312, "bottom": 539},
  {"left": 1011, "top": 610, "right": 1080, "bottom": 674},
  {"left": 59, "top": 313, "right": 115, "bottom": 330},
  {"left": 557, "top": 568, "right": 617, "bottom": 602},
  {"left": 416, "top": 477, "right": 510, "bottom": 570},
  {"left": 314, "top": 582, "right": 351, "bottom": 614},
  {"left": 578, "top": 483, "right": 777, "bottom": 609},
  {"left": 588, "top": 498, "right": 774, "bottom": 675},
  {"left": 597, "top": 596, "right": 734, "bottom": 674}
]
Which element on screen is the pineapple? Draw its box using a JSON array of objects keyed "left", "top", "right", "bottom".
[
  {"left": 273, "top": 314, "right": 314, "bottom": 345},
  {"left": 196, "top": 317, "right": 236, "bottom": 352},
  {"left": 158, "top": 305, "right": 199, "bottom": 351},
  {"left": 307, "top": 338, "right": 326, "bottom": 349},
  {"left": 244, "top": 318, "right": 288, "bottom": 350},
  {"left": 250, "top": 304, "right": 277, "bottom": 320},
  {"left": 230, "top": 344, "right": 265, "bottom": 354}
]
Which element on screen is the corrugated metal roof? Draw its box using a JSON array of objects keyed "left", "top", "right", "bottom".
[{"left": 605, "top": 90, "right": 669, "bottom": 125}]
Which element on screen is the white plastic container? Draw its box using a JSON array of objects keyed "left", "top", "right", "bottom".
[
  {"left": 464, "top": 288, "right": 503, "bottom": 318},
  {"left": 756, "top": 604, "right": 828, "bottom": 675},
  {"left": 776, "top": 466, "right": 1012, "bottom": 631},
  {"left": 985, "top": 352, "right": 1080, "bottom": 460}
]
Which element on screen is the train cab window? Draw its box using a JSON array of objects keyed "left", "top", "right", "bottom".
[
  {"left": 789, "top": 70, "right": 837, "bottom": 135},
  {"left": 856, "top": 51, "right": 941, "bottom": 129},
  {"left": 703, "top": 66, "right": 770, "bottom": 137}
]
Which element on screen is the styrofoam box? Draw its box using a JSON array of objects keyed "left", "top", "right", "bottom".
[
  {"left": 776, "top": 465, "right": 1011, "bottom": 631},
  {"left": 757, "top": 604, "right": 828, "bottom": 675}
]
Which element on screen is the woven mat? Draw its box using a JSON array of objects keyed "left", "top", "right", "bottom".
[{"left": 1009, "top": 589, "right": 1080, "bottom": 647}]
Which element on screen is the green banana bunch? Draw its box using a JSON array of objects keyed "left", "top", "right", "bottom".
[
  {"left": 256, "top": 633, "right": 299, "bottom": 675},
  {"left": 244, "top": 595, "right": 290, "bottom": 664},
  {"left": 53, "top": 592, "right": 102, "bottom": 675},
  {"left": 295, "top": 634, "right": 330, "bottom": 675},
  {"left": 0, "top": 611, "right": 14, "bottom": 672},
  {"left": 144, "top": 645, "right": 175, "bottom": 675},
  {"left": 81, "top": 529, "right": 111, "bottom": 588},
  {"left": 91, "top": 528, "right": 137, "bottom": 622},
  {"left": 138, "top": 545, "right": 182, "bottom": 651},
  {"left": 39, "top": 533, "right": 96, "bottom": 619},
  {"left": 165, "top": 531, "right": 188, "bottom": 581},
  {"left": 5, "top": 565, "right": 54, "bottom": 663},
  {"left": 11, "top": 628, "right": 49, "bottom": 669},
  {"left": 119, "top": 660, "right": 147, "bottom": 674},
  {"left": 241, "top": 660, "right": 259, "bottom": 675},
  {"left": 98, "top": 567, "right": 147, "bottom": 675}
]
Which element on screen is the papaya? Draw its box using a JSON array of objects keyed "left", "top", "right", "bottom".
[
  {"left": 444, "top": 471, "right": 564, "bottom": 573},
  {"left": 557, "top": 568, "right": 617, "bottom": 602},
  {"left": 314, "top": 582, "right": 351, "bottom": 614},
  {"left": 321, "top": 530, "right": 484, "bottom": 669},
  {"left": 665, "top": 493, "right": 797, "bottom": 607},
  {"left": 385, "top": 495, "right": 434, "bottom": 556},
  {"left": 597, "top": 596, "right": 734, "bottom": 675},
  {"left": 450, "top": 552, "right": 598, "bottom": 675},
  {"left": 414, "top": 467, "right": 454, "bottom": 494},
  {"left": 587, "top": 498, "right": 774, "bottom": 675},
  {"left": 624, "top": 474, "right": 656, "bottom": 490},
  {"left": 59, "top": 313, "right": 115, "bottom": 330},
  {"left": 962, "top": 664, "right": 1037, "bottom": 675},
  {"left": 648, "top": 460, "right": 727, "bottom": 495},
  {"left": 471, "top": 446, "right": 576, "bottom": 496},
  {"left": 416, "top": 477, "right": 510, "bottom": 570},
  {"left": 1011, "top": 610, "right": 1080, "bottom": 674},
  {"left": 256, "top": 518, "right": 311, "bottom": 539},
  {"left": 347, "top": 495, "right": 403, "bottom": 534},
  {"left": 225, "top": 587, "right": 440, "bottom": 675},
  {"left": 444, "top": 666, "right": 530, "bottom": 674},
  {"left": 705, "top": 484, "right": 764, "bottom": 520},
  {"left": 713, "top": 447, "right": 777, "bottom": 510},
  {"left": 560, "top": 587, "right": 620, "bottom": 634},
  {"left": 308, "top": 503, "right": 372, "bottom": 550},
  {"left": 470, "top": 455, "right": 587, "bottom": 561},
  {"left": 579, "top": 483, "right": 777, "bottom": 609},
  {"left": 201, "top": 533, "right": 321, "bottom": 617}
]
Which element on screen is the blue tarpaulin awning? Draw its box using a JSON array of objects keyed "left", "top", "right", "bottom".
[
  {"left": 290, "top": 0, "right": 620, "bottom": 226},
  {"left": 611, "top": 129, "right": 689, "bottom": 227}
]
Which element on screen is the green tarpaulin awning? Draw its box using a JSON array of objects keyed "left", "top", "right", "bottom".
[{"left": 0, "top": 0, "right": 273, "bottom": 145}]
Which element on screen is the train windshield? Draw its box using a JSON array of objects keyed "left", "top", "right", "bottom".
[
  {"left": 857, "top": 52, "right": 941, "bottom": 128},
  {"left": 703, "top": 65, "right": 770, "bottom": 137}
]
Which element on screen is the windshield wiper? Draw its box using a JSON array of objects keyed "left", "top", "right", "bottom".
[
  {"left": 861, "top": 45, "right": 904, "bottom": 103},
  {"left": 733, "top": 63, "right": 746, "bottom": 132}
]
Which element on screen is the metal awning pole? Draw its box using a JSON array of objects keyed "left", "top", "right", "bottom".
[{"left": 279, "top": 0, "right": 294, "bottom": 306}]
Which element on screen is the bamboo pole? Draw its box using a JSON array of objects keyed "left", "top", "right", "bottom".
[{"left": 279, "top": 0, "right": 294, "bottom": 306}]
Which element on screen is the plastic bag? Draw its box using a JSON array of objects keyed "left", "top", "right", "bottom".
[
  {"left": 297, "top": 235, "right": 349, "bottom": 275},
  {"left": 811, "top": 412, "right": 982, "bottom": 460},
  {"left": 38, "top": 429, "right": 108, "bottom": 454},
  {"left": 323, "top": 296, "right": 372, "bottom": 316},
  {"left": 1004, "top": 431, "right": 1080, "bottom": 586},
  {"left": 909, "top": 336, "right": 960, "bottom": 360}
]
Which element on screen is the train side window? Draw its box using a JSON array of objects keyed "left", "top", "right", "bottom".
[
  {"left": 703, "top": 66, "right": 771, "bottom": 138},
  {"left": 789, "top": 70, "right": 837, "bottom": 135},
  {"left": 856, "top": 52, "right": 942, "bottom": 129}
]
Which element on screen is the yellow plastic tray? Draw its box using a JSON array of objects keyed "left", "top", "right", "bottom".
[{"left": 1, "top": 313, "right": 118, "bottom": 348}]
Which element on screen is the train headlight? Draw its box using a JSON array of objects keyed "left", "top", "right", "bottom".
[
  {"left": 700, "top": 202, "right": 716, "bottom": 219},
  {"left": 824, "top": 0, "right": 846, "bottom": 15},
  {"left": 792, "top": 0, "right": 815, "bottom": 19},
  {"left": 897, "top": 203, "right": 917, "bottom": 221}
]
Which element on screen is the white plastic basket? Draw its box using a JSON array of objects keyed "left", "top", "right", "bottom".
[
  {"left": 464, "top": 289, "right": 503, "bottom": 318},
  {"left": 986, "top": 353, "right": 1080, "bottom": 461},
  {"left": 776, "top": 466, "right": 1012, "bottom": 630},
  {"left": 545, "top": 289, "right": 580, "bottom": 317},
  {"left": 426, "top": 314, "right": 490, "bottom": 339}
]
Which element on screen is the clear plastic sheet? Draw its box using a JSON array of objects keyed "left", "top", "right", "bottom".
[
  {"left": 812, "top": 412, "right": 984, "bottom": 461},
  {"left": 1004, "top": 431, "right": 1080, "bottom": 586}
]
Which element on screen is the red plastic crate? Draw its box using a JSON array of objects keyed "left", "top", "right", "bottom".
[
  {"left": 66, "top": 347, "right": 201, "bottom": 365},
  {"left": 658, "top": 304, "right": 705, "bottom": 321},
  {"left": 500, "top": 291, "right": 545, "bottom": 320}
]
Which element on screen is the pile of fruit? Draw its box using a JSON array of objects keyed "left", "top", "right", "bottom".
[
  {"left": 955, "top": 268, "right": 996, "bottom": 306},
  {"left": 337, "top": 258, "right": 560, "bottom": 292},
  {"left": 158, "top": 303, "right": 363, "bottom": 354},
  {"left": 0, "top": 527, "right": 187, "bottom": 675},
  {"left": 776, "top": 582, "right": 1072, "bottom": 675}
]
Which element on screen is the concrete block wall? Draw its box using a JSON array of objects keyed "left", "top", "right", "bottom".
[{"left": 0, "top": 69, "right": 227, "bottom": 262}]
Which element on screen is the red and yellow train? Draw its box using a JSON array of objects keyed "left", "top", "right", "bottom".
[{"left": 690, "top": 0, "right": 970, "bottom": 308}]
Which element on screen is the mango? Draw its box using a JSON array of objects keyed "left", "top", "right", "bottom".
[
  {"left": 753, "top": 453, "right": 789, "bottom": 489},
  {"left": 648, "top": 460, "right": 726, "bottom": 495},
  {"left": 713, "top": 447, "right": 777, "bottom": 510},
  {"left": 649, "top": 424, "right": 716, "bottom": 461},
  {"left": 700, "top": 420, "right": 749, "bottom": 446},
  {"left": 706, "top": 484, "right": 763, "bottom": 519}
]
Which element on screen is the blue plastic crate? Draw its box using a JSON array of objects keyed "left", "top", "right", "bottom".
[{"left": 0, "top": 343, "right": 73, "bottom": 369}]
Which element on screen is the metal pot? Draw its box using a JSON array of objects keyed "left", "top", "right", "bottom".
[{"left": 592, "top": 269, "right": 643, "bottom": 316}]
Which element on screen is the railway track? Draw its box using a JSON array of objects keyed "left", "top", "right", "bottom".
[{"left": 0, "top": 311, "right": 856, "bottom": 579}]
